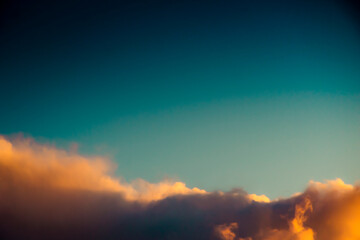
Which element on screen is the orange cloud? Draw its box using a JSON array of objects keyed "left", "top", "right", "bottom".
[
  {"left": 216, "top": 222, "right": 239, "bottom": 240},
  {"left": 213, "top": 179, "right": 360, "bottom": 240},
  {"left": 305, "top": 179, "right": 360, "bottom": 240},
  {"left": 247, "top": 193, "right": 271, "bottom": 203},
  {"left": 0, "top": 135, "right": 359, "bottom": 240},
  {"left": 0, "top": 136, "right": 205, "bottom": 202}
]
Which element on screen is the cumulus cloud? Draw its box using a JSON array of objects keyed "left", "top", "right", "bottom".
[
  {"left": 0, "top": 136, "right": 359, "bottom": 240},
  {"left": 0, "top": 136, "right": 205, "bottom": 202}
]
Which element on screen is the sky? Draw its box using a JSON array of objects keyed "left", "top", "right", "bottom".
[{"left": 1, "top": 0, "right": 360, "bottom": 200}]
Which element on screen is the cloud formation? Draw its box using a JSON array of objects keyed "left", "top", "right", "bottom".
[
  {"left": 0, "top": 136, "right": 359, "bottom": 240},
  {"left": 0, "top": 136, "right": 205, "bottom": 202}
]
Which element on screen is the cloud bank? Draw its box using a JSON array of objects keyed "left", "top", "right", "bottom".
[{"left": 0, "top": 136, "right": 359, "bottom": 240}]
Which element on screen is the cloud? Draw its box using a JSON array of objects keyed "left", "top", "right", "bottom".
[
  {"left": 0, "top": 136, "right": 359, "bottom": 240},
  {"left": 0, "top": 136, "right": 205, "bottom": 202}
]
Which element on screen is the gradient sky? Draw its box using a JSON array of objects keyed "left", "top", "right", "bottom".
[{"left": 1, "top": 0, "right": 360, "bottom": 198}]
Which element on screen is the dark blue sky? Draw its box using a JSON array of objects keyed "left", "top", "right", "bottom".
[{"left": 1, "top": 0, "right": 360, "bottom": 197}]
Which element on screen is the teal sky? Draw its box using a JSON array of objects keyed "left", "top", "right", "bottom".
[
  {"left": 76, "top": 93, "right": 360, "bottom": 198},
  {"left": 1, "top": 0, "right": 360, "bottom": 198}
]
